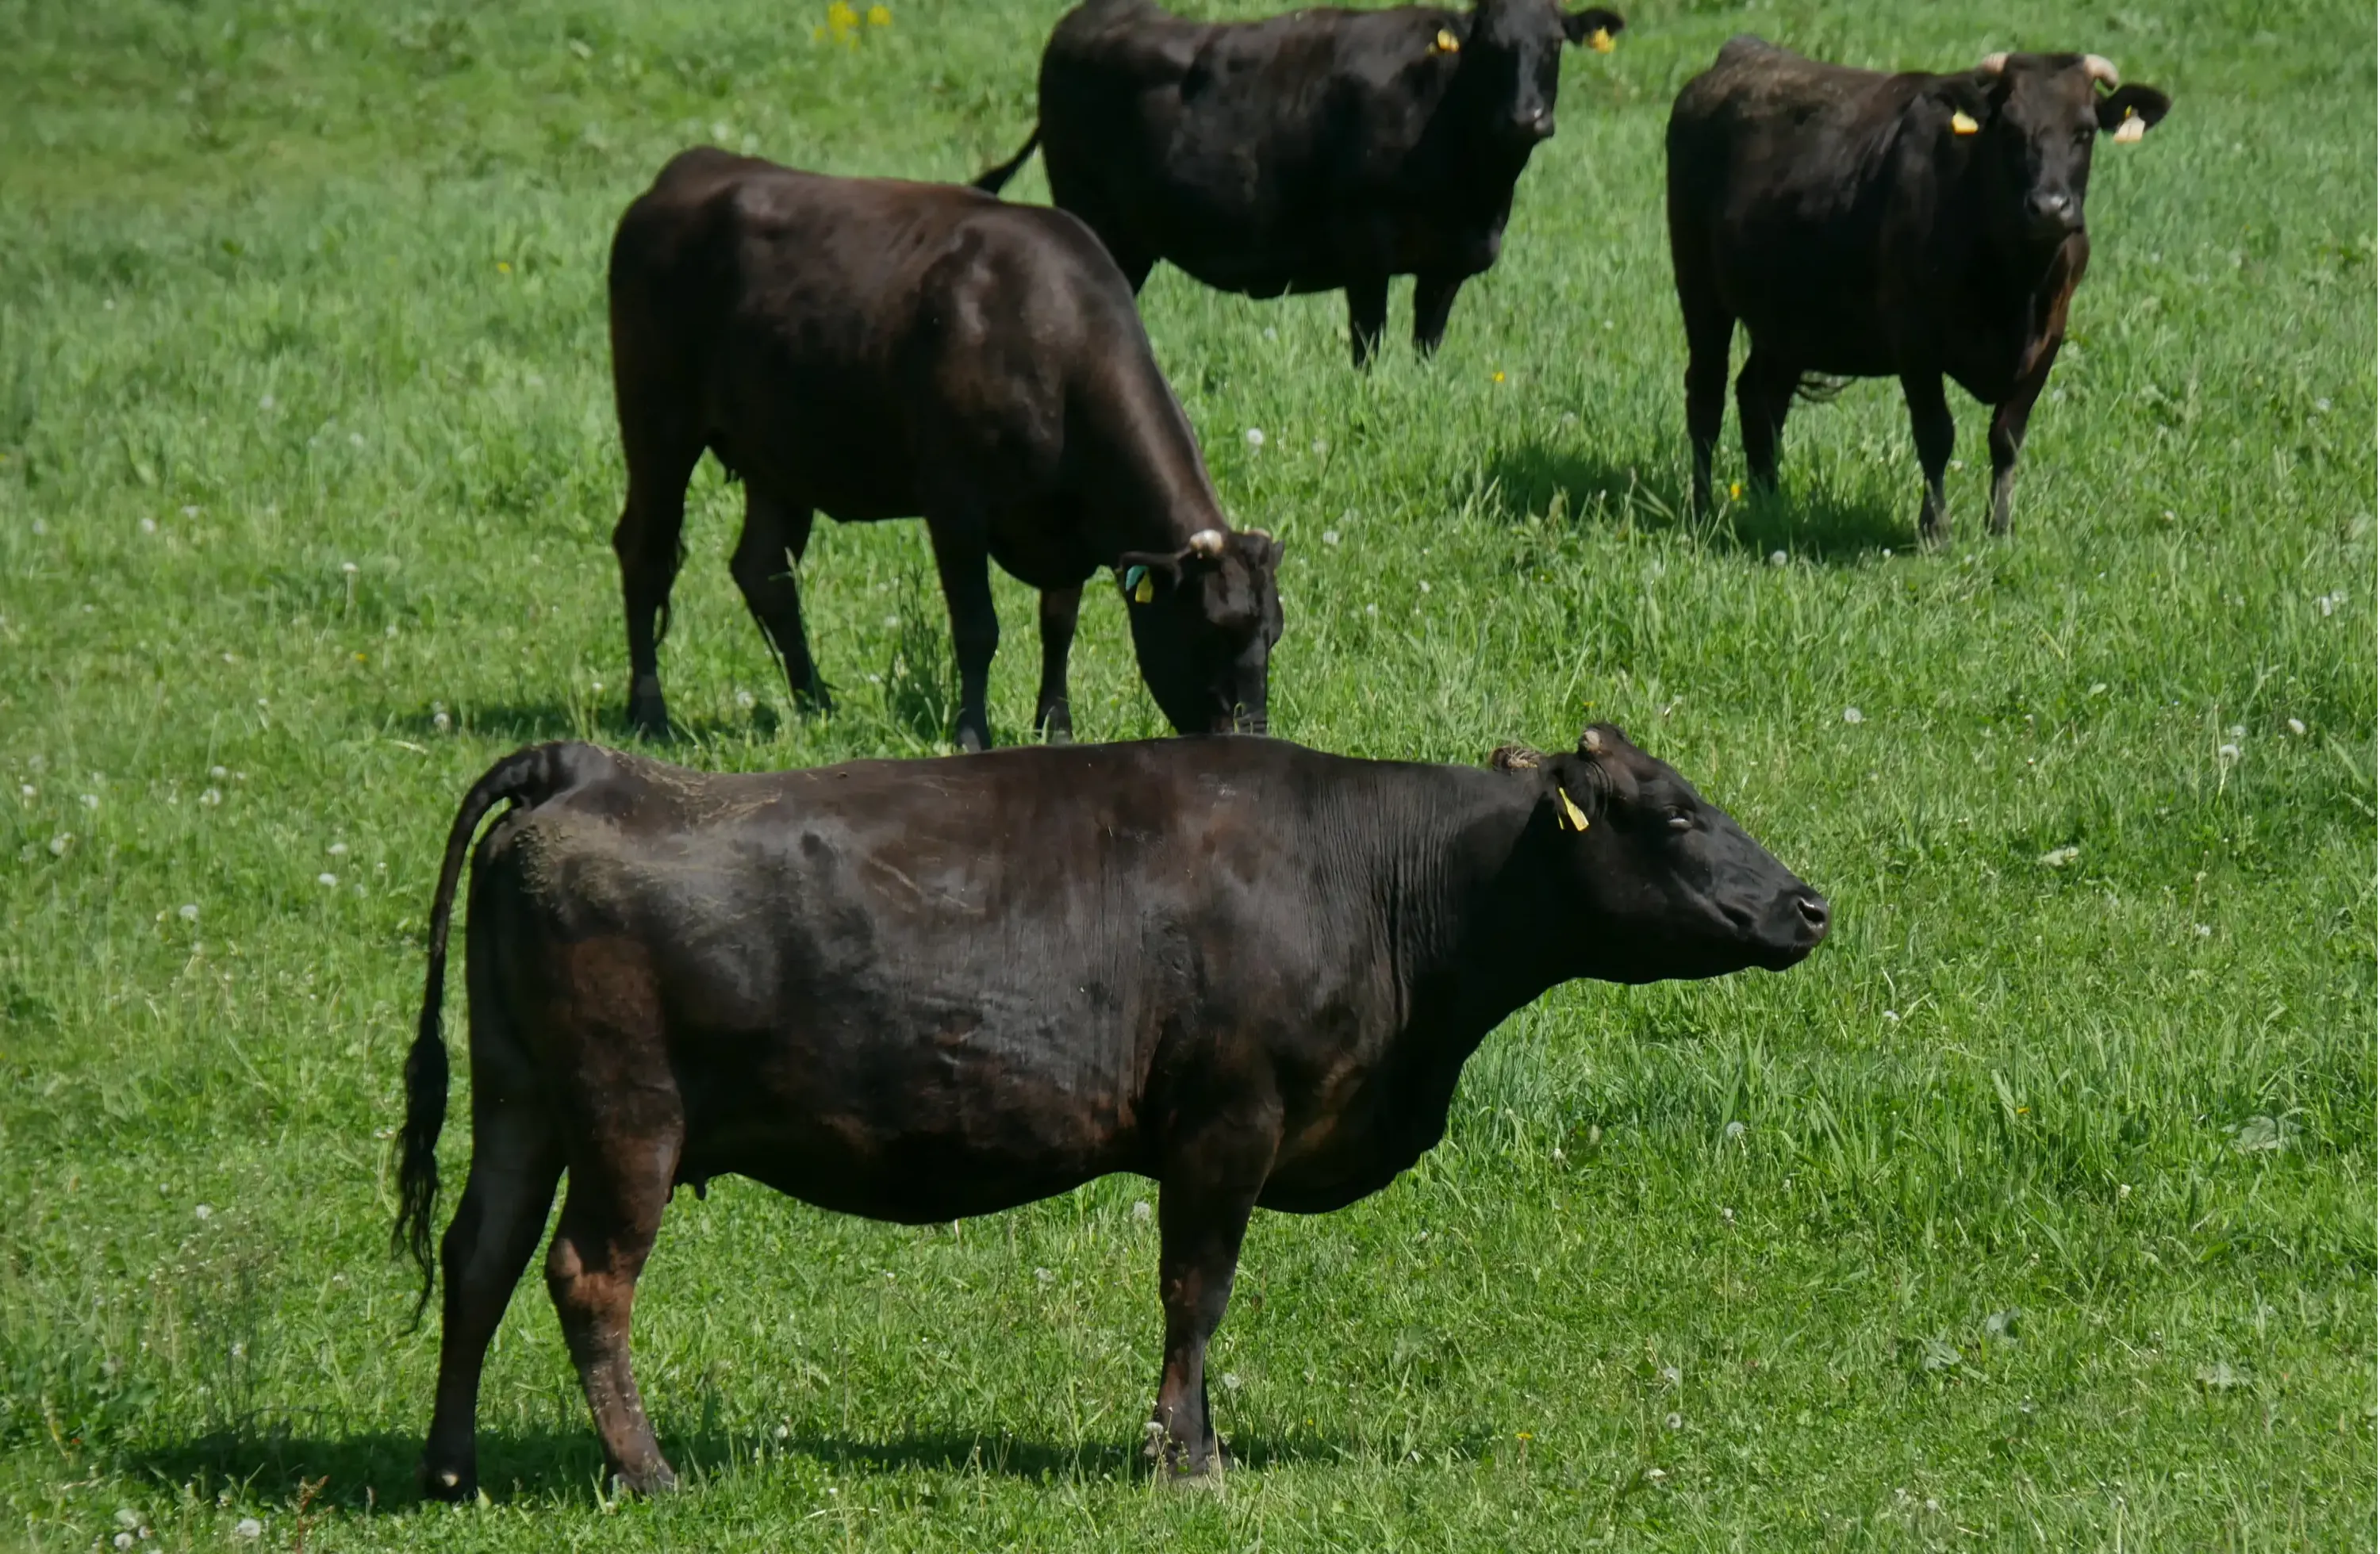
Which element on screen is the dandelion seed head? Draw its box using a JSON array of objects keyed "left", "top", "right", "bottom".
[
  {"left": 1842, "top": 707, "right": 1864, "bottom": 724},
  {"left": 139, "top": 516, "right": 158, "bottom": 535},
  {"left": 317, "top": 873, "right": 338, "bottom": 887},
  {"left": 2287, "top": 718, "right": 2306, "bottom": 736},
  {"left": 327, "top": 842, "right": 347, "bottom": 857},
  {"left": 232, "top": 1518, "right": 263, "bottom": 1540},
  {"left": 179, "top": 904, "right": 198, "bottom": 923},
  {"left": 1243, "top": 428, "right": 1265, "bottom": 448},
  {"left": 1321, "top": 529, "right": 1340, "bottom": 546},
  {"left": 1767, "top": 549, "right": 1787, "bottom": 566}
]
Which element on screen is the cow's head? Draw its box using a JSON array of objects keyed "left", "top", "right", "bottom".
[
  {"left": 1449, "top": 2, "right": 1626, "bottom": 153},
  {"left": 1116, "top": 528, "right": 1284, "bottom": 736},
  {"left": 1943, "top": 52, "right": 2171, "bottom": 248},
  {"left": 1492, "top": 724, "right": 1827, "bottom": 980}
]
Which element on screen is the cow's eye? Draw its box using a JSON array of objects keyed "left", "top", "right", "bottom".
[{"left": 1666, "top": 811, "right": 1694, "bottom": 834}]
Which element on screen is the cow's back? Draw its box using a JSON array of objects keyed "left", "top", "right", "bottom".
[{"left": 608, "top": 153, "right": 1145, "bottom": 522}]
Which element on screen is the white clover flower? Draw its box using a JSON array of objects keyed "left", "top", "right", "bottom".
[
  {"left": 317, "top": 873, "right": 338, "bottom": 887},
  {"left": 81, "top": 793, "right": 98, "bottom": 809},
  {"left": 1664, "top": 1412, "right": 1683, "bottom": 1430},
  {"left": 200, "top": 789, "right": 222, "bottom": 806},
  {"left": 179, "top": 904, "right": 198, "bottom": 923},
  {"left": 1418, "top": 580, "right": 1430, "bottom": 593},
  {"left": 1321, "top": 530, "right": 1340, "bottom": 546},
  {"left": 50, "top": 834, "right": 72, "bottom": 856},
  {"left": 2287, "top": 718, "right": 2306, "bottom": 736},
  {"left": 18, "top": 784, "right": 32, "bottom": 799},
  {"left": 327, "top": 842, "right": 347, "bottom": 857},
  {"left": 1311, "top": 439, "right": 1327, "bottom": 455},
  {"left": 139, "top": 516, "right": 158, "bottom": 535},
  {"left": 1033, "top": 1266, "right": 1054, "bottom": 1286},
  {"left": 1131, "top": 1200, "right": 1151, "bottom": 1222},
  {"left": 194, "top": 1203, "right": 212, "bottom": 1221}
]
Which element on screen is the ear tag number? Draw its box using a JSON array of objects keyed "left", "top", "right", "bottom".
[
  {"left": 1435, "top": 28, "right": 1461, "bottom": 53},
  {"left": 1124, "top": 565, "right": 1154, "bottom": 604},
  {"left": 1588, "top": 26, "right": 1613, "bottom": 52},
  {"left": 1557, "top": 790, "right": 1590, "bottom": 831},
  {"left": 1950, "top": 110, "right": 1980, "bottom": 136}
]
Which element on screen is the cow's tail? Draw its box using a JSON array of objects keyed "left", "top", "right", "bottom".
[
  {"left": 972, "top": 128, "right": 1042, "bottom": 195},
  {"left": 393, "top": 741, "right": 584, "bottom": 1322}
]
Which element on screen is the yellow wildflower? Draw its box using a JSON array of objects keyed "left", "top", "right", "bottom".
[{"left": 868, "top": 4, "right": 891, "bottom": 24}]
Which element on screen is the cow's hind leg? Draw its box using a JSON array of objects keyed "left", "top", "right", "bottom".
[
  {"left": 1034, "top": 585, "right": 1082, "bottom": 744},
  {"left": 1675, "top": 238, "right": 1733, "bottom": 514},
  {"left": 547, "top": 1134, "right": 681, "bottom": 1496},
  {"left": 419, "top": 1095, "right": 562, "bottom": 1502},
  {"left": 1147, "top": 1111, "right": 1278, "bottom": 1480},
  {"left": 612, "top": 428, "right": 703, "bottom": 739},
  {"left": 1346, "top": 276, "right": 1389, "bottom": 369},
  {"left": 1900, "top": 371, "right": 1956, "bottom": 543},
  {"left": 924, "top": 512, "right": 1000, "bottom": 752},
  {"left": 1411, "top": 273, "right": 1467, "bottom": 357},
  {"left": 1735, "top": 347, "right": 1797, "bottom": 497},
  {"left": 731, "top": 489, "right": 831, "bottom": 712}
]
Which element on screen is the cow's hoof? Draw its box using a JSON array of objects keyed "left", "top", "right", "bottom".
[
  {"left": 610, "top": 1462, "right": 680, "bottom": 1498},
  {"left": 626, "top": 693, "right": 672, "bottom": 740},
  {"left": 418, "top": 1462, "right": 476, "bottom": 1503},
  {"left": 953, "top": 724, "right": 991, "bottom": 754},
  {"left": 793, "top": 679, "right": 835, "bottom": 716}
]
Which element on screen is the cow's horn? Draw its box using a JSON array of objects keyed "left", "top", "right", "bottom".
[
  {"left": 2082, "top": 53, "right": 2120, "bottom": 88},
  {"left": 1186, "top": 529, "right": 1226, "bottom": 558},
  {"left": 1580, "top": 726, "right": 1606, "bottom": 754},
  {"left": 1243, "top": 527, "right": 1272, "bottom": 542},
  {"left": 1977, "top": 52, "right": 2009, "bottom": 75}
]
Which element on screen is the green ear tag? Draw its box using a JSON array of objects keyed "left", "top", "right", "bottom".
[{"left": 1124, "top": 564, "right": 1154, "bottom": 604}]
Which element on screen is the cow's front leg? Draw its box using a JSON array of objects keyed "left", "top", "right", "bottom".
[
  {"left": 925, "top": 519, "right": 1000, "bottom": 752},
  {"left": 1411, "top": 273, "right": 1466, "bottom": 356},
  {"left": 1900, "top": 371, "right": 1956, "bottom": 543},
  {"left": 1034, "top": 585, "right": 1081, "bottom": 744},
  {"left": 1987, "top": 344, "right": 2059, "bottom": 536},
  {"left": 1149, "top": 1112, "right": 1278, "bottom": 1480},
  {"left": 1345, "top": 276, "right": 1389, "bottom": 369}
]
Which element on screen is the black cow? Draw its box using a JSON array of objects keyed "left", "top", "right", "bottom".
[
  {"left": 1666, "top": 40, "right": 2171, "bottom": 537},
  {"left": 393, "top": 725, "right": 1828, "bottom": 1495},
  {"left": 973, "top": 0, "right": 1626, "bottom": 367},
  {"left": 608, "top": 148, "right": 1285, "bottom": 751}
]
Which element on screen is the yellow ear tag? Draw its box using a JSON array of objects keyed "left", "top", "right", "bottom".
[
  {"left": 1950, "top": 110, "right": 1980, "bottom": 136},
  {"left": 1133, "top": 575, "right": 1154, "bottom": 604},
  {"left": 1589, "top": 26, "right": 1613, "bottom": 52},
  {"left": 2112, "top": 109, "right": 2145, "bottom": 144},
  {"left": 1556, "top": 789, "right": 1590, "bottom": 832},
  {"left": 1435, "top": 28, "right": 1460, "bottom": 53}
]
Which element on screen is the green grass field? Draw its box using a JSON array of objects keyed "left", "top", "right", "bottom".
[{"left": 2, "top": 0, "right": 2373, "bottom": 1546}]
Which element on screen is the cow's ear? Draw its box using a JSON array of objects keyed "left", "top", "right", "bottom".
[
  {"left": 1489, "top": 743, "right": 1546, "bottom": 773},
  {"left": 1115, "top": 553, "right": 1182, "bottom": 606},
  {"left": 2097, "top": 84, "right": 2171, "bottom": 141},
  {"left": 1561, "top": 8, "right": 1624, "bottom": 51}
]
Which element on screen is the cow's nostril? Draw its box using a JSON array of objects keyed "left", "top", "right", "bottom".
[{"left": 1796, "top": 896, "right": 1830, "bottom": 935}]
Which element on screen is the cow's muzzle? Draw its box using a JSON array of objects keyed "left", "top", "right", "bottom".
[{"left": 1509, "top": 109, "right": 1556, "bottom": 144}]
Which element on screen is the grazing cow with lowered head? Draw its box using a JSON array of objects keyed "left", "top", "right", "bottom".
[
  {"left": 1667, "top": 40, "right": 2171, "bottom": 537},
  {"left": 973, "top": 0, "right": 1626, "bottom": 367},
  {"left": 609, "top": 147, "right": 1285, "bottom": 750},
  {"left": 393, "top": 724, "right": 1828, "bottom": 1495}
]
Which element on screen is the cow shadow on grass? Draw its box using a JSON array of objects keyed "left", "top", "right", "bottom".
[
  {"left": 1481, "top": 441, "right": 1907, "bottom": 562},
  {"left": 118, "top": 1420, "right": 1404, "bottom": 1510}
]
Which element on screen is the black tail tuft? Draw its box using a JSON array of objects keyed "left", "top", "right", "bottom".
[
  {"left": 391, "top": 742, "right": 582, "bottom": 1324},
  {"left": 972, "top": 128, "right": 1042, "bottom": 195}
]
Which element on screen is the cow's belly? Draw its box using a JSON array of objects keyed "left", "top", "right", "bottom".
[{"left": 666, "top": 990, "right": 1147, "bottom": 1224}]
